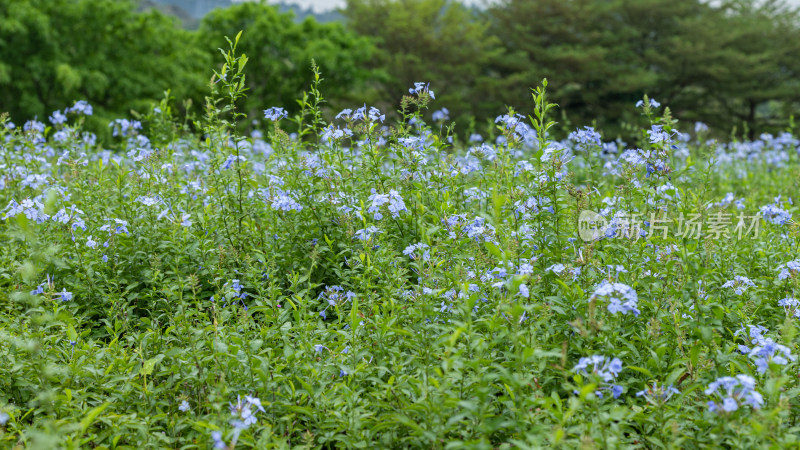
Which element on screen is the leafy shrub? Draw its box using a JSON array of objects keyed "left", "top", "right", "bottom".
[{"left": 1, "top": 38, "right": 800, "bottom": 449}]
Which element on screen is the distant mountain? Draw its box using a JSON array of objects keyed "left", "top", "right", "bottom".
[
  {"left": 149, "top": 0, "right": 231, "bottom": 19},
  {"left": 138, "top": 0, "right": 199, "bottom": 28},
  {"left": 144, "top": 0, "right": 343, "bottom": 24}
]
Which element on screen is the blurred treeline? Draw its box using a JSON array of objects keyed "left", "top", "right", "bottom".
[{"left": 1, "top": 0, "right": 799, "bottom": 139}]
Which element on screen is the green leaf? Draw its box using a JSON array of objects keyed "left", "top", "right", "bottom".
[
  {"left": 484, "top": 241, "right": 503, "bottom": 259},
  {"left": 141, "top": 354, "right": 165, "bottom": 376},
  {"left": 627, "top": 366, "right": 653, "bottom": 377},
  {"left": 80, "top": 403, "right": 110, "bottom": 433}
]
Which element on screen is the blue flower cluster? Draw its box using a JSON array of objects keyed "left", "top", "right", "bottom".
[
  {"left": 573, "top": 355, "right": 625, "bottom": 399},
  {"left": 590, "top": 280, "right": 640, "bottom": 316},
  {"left": 705, "top": 375, "right": 763, "bottom": 413}
]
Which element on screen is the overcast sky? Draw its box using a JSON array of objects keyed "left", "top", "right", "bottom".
[
  {"left": 276, "top": 0, "right": 800, "bottom": 12},
  {"left": 264, "top": 0, "right": 485, "bottom": 12}
]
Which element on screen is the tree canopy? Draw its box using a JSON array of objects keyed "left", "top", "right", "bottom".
[
  {"left": 196, "top": 1, "right": 378, "bottom": 121},
  {"left": 0, "top": 0, "right": 208, "bottom": 127},
  {"left": 1, "top": 0, "right": 799, "bottom": 138}
]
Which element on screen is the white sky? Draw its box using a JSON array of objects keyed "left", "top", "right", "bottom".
[
  {"left": 260, "top": 0, "right": 486, "bottom": 12},
  {"left": 251, "top": 0, "right": 800, "bottom": 13}
]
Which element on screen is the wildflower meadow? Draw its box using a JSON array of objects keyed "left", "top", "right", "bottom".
[{"left": 2, "top": 34, "right": 800, "bottom": 449}]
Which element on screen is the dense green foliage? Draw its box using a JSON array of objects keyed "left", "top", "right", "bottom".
[
  {"left": 1, "top": 0, "right": 799, "bottom": 138},
  {"left": 344, "top": 0, "right": 501, "bottom": 124},
  {"left": 196, "top": 2, "right": 377, "bottom": 122},
  {"left": 0, "top": 0, "right": 208, "bottom": 132},
  {"left": 2, "top": 35, "right": 800, "bottom": 446},
  {"left": 0, "top": 0, "right": 375, "bottom": 136},
  {"left": 346, "top": 0, "right": 800, "bottom": 137}
]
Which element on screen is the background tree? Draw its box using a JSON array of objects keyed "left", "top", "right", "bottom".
[
  {"left": 196, "top": 1, "right": 378, "bottom": 122},
  {"left": 676, "top": 0, "right": 800, "bottom": 137},
  {"left": 487, "top": 0, "right": 701, "bottom": 137},
  {"left": 0, "top": 0, "right": 208, "bottom": 128},
  {"left": 344, "top": 0, "right": 502, "bottom": 124},
  {"left": 486, "top": 0, "right": 800, "bottom": 138}
]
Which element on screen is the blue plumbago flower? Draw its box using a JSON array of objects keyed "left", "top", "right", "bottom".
[
  {"left": 59, "top": 289, "right": 73, "bottom": 302},
  {"left": 721, "top": 275, "right": 756, "bottom": 295},
  {"left": 518, "top": 263, "right": 534, "bottom": 275},
  {"left": 99, "top": 218, "right": 130, "bottom": 235},
  {"left": 545, "top": 263, "right": 565, "bottom": 275},
  {"left": 269, "top": 190, "right": 303, "bottom": 212},
  {"left": 23, "top": 119, "right": 46, "bottom": 134},
  {"left": 760, "top": 202, "right": 792, "bottom": 225},
  {"left": 568, "top": 126, "right": 602, "bottom": 147},
  {"left": 263, "top": 107, "right": 287, "bottom": 121},
  {"left": 494, "top": 113, "right": 537, "bottom": 144},
  {"left": 180, "top": 214, "right": 192, "bottom": 227},
  {"left": 541, "top": 142, "right": 572, "bottom": 164},
  {"left": 335, "top": 108, "right": 353, "bottom": 119},
  {"left": 606, "top": 265, "right": 627, "bottom": 275},
  {"left": 573, "top": 355, "right": 623, "bottom": 383},
  {"left": 710, "top": 192, "right": 737, "bottom": 209},
  {"left": 136, "top": 196, "right": 161, "bottom": 207},
  {"left": 735, "top": 324, "right": 768, "bottom": 354},
  {"left": 354, "top": 226, "right": 380, "bottom": 242},
  {"left": 432, "top": 108, "right": 450, "bottom": 121},
  {"left": 619, "top": 148, "right": 649, "bottom": 167},
  {"left": 777, "top": 259, "right": 800, "bottom": 280},
  {"left": 482, "top": 266, "right": 508, "bottom": 283},
  {"left": 748, "top": 337, "right": 794, "bottom": 373},
  {"left": 590, "top": 280, "right": 640, "bottom": 316},
  {"left": 49, "top": 110, "right": 67, "bottom": 125},
  {"left": 316, "top": 285, "right": 355, "bottom": 320},
  {"left": 705, "top": 375, "right": 763, "bottom": 413},
  {"left": 221, "top": 154, "right": 246, "bottom": 170},
  {"left": 109, "top": 118, "right": 142, "bottom": 137},
  {"left": 403, "top": 242, "right": 430, "bottom": 262},
  {"left": 86, "top": 236, "right": 97, "bottom": 249},
  {"left": 682, "top": 304, "right": 696, "bottom": 320},
  {"left": 518, "top": 283, "right": 529, "bottom": 298},
  {"left": 573, "top": 355, "right": 624, "bottom": 399},
  {"left": 636, "top": 382, "right": 680, "bottom": 404},
  {"left": 778, "top": 297, "right": 800, "bottom": 319},
  {"left": 367, "top": 189, "right": 407, "bottom": 220},
  {"left": 245, "top": 395, "right": 265, "bottom": 414},
  {"left": 229, "top": 395, "right": 263, "bottom": 430},
  {"left": 179, "top": 400, "right": 190, "bottom": 412},
  {"left": 3, "top": 198, "right": 49, "bottom": 223},
  {"left": 695, "top": 121, "right": 709, "bottom": 134},
  {"left": 321, "top": 125, "right": 353, "bottom": 142},
  {"left": 314, "top": 344, "right": 326, "bottom": 353},
  {"left": 467, "top": 143, "right": 497, "bottom": 161},
  {"left": 462, "top": 216, "right": 497, "bottom": 243},
  {"left": 349, "top": 105, "right": 385, "bottom": 123},
  {"left": 468, "top": 133, "right": 483, "bottom": 143},
  {"left": 0, "top": 411, "right": 8, "bottom": 425},
  {"left": 409, "top": 81, "right": 435, "bottom": 99},
  {"left": 30, "top": 283, "right": 46, "bottom": 295},
  {"left": 67, "top": 100, "right": 93, "bottom": 116},
  {"left": 102, "top": 255, "right": 108, "bottom": 263},
  {"left": 647, "top": 125, "right": 675, "bottom": 145},
  {"left": 635, "top": 98, "right": 661, "bottom": 108},
  {"left": 211, "top": 431, "right": 226, "bottom": 449}
]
